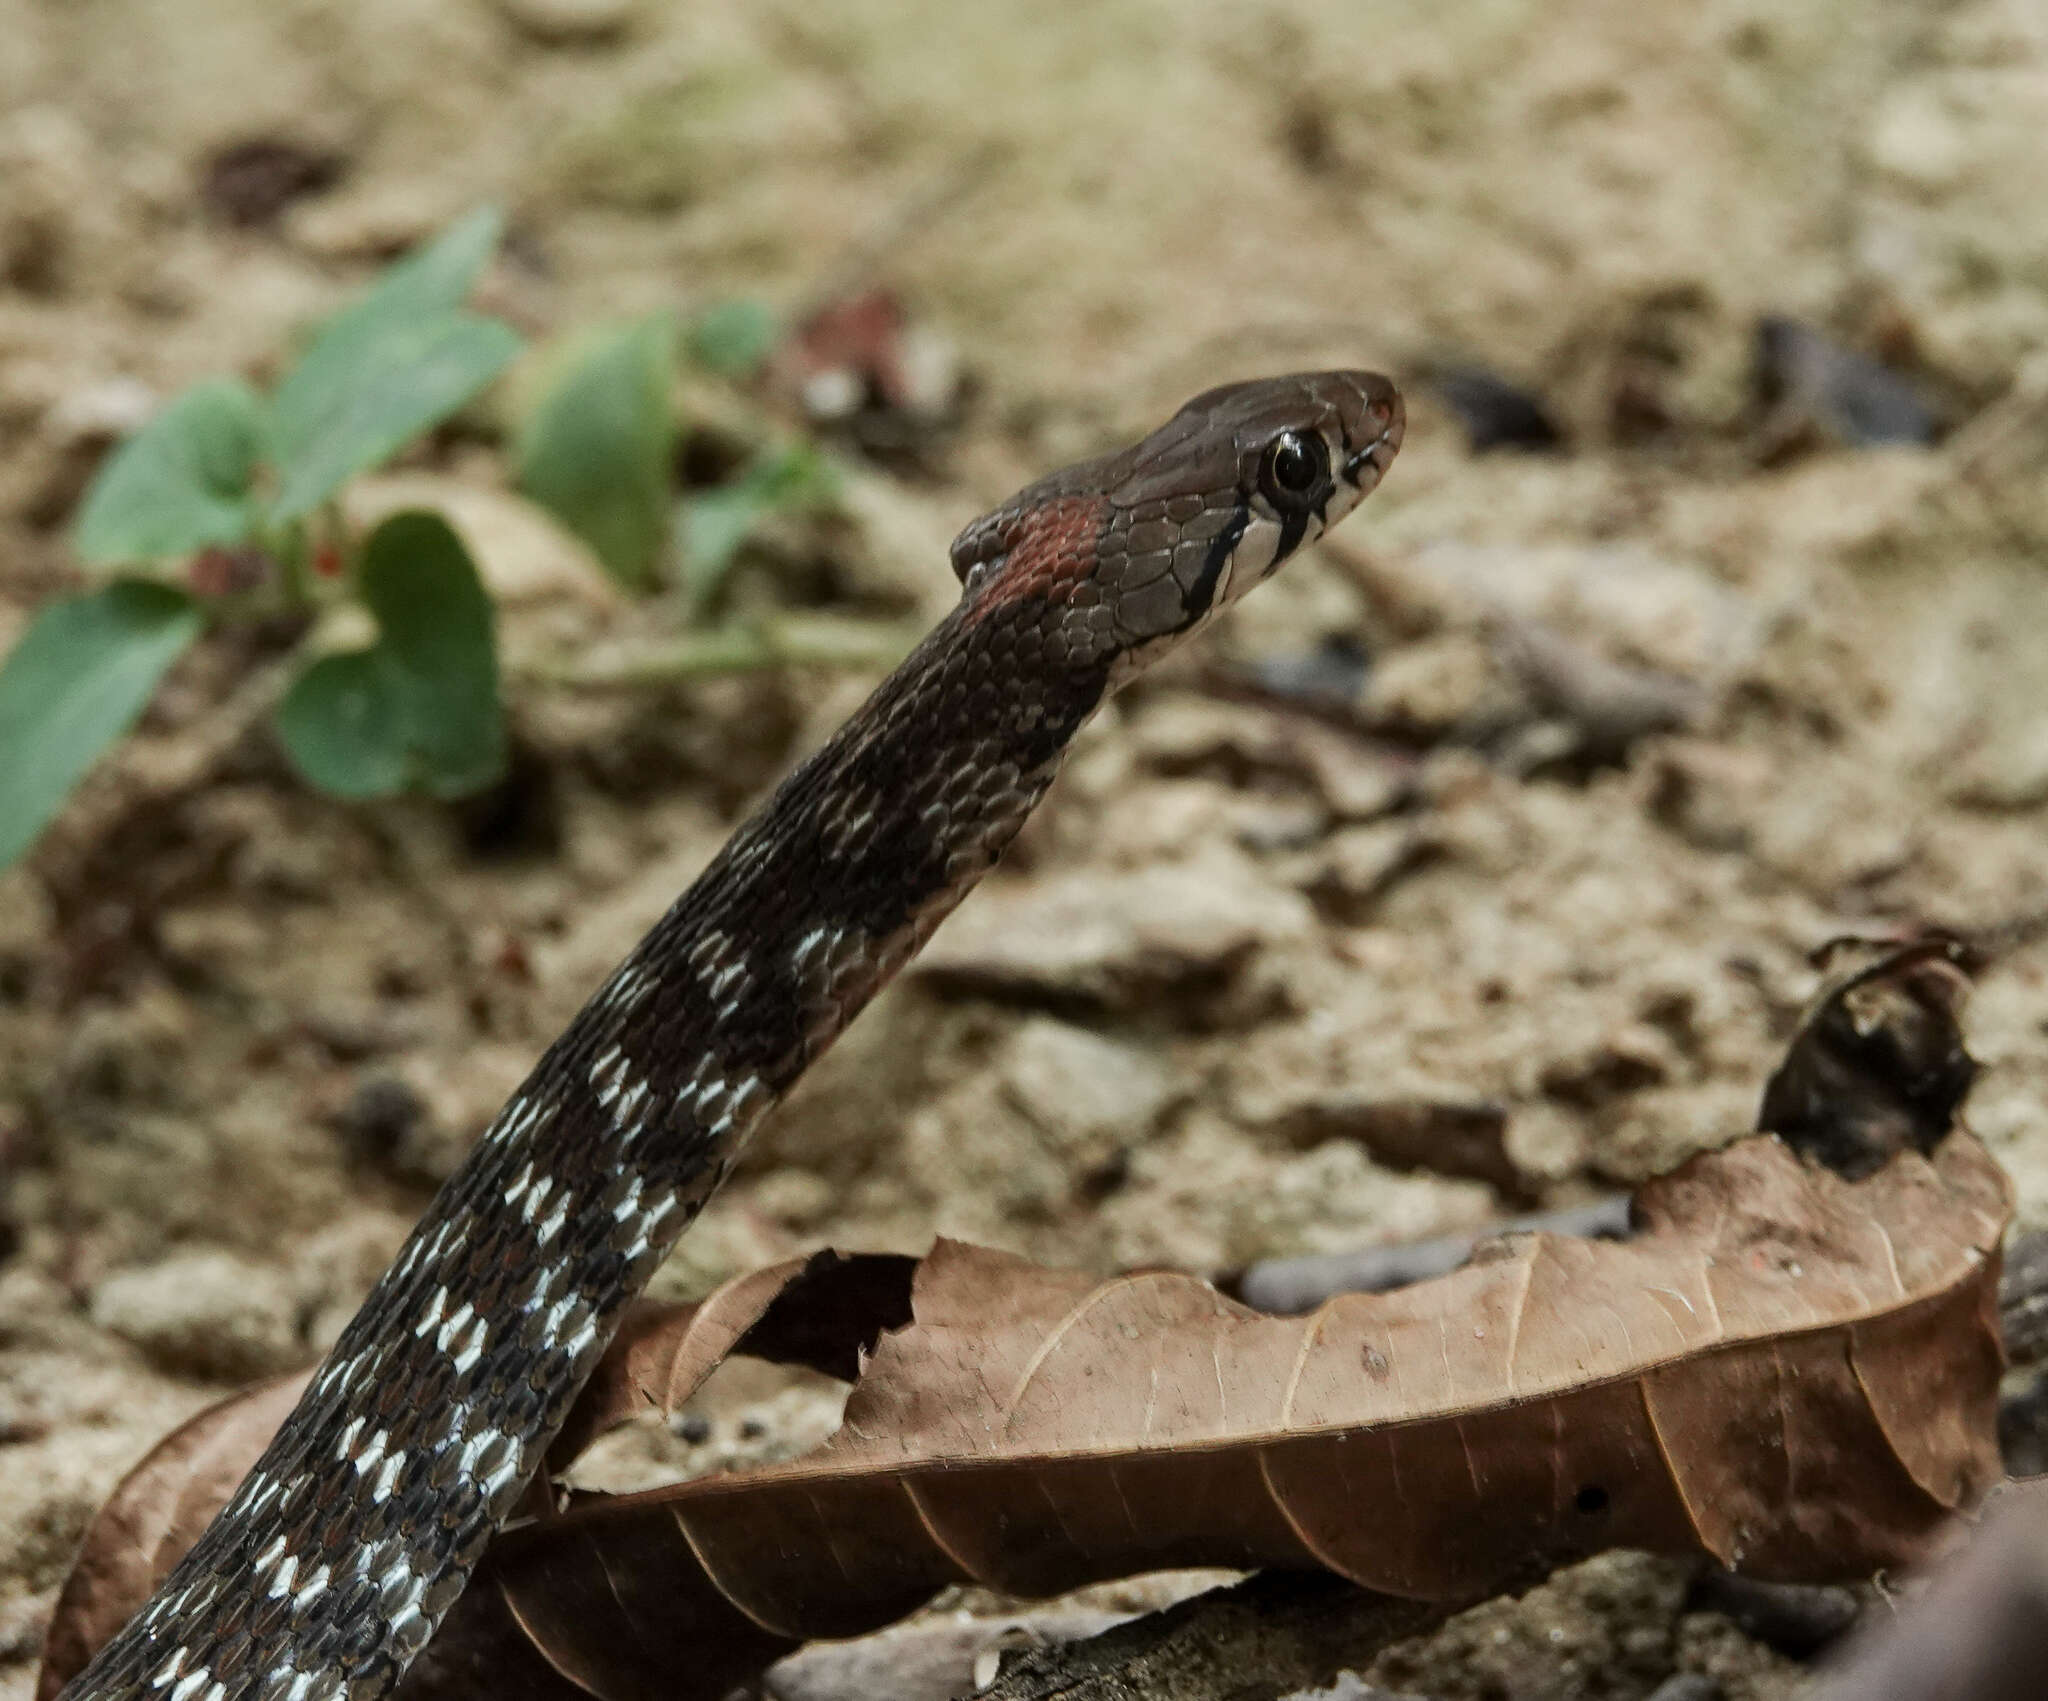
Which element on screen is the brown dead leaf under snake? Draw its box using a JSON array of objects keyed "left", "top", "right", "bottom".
[{"left": 44, "top": 1129, "right": 2009, "bottom": 1701}]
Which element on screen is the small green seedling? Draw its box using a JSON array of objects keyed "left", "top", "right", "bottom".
[
  {"left": 0, "top": 209, "right": 521, "bottom": 868},
  {"left": 0, "top": 216, "right": 852, "bottom": 873}
]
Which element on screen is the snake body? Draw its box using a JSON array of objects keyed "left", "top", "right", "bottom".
[{"left": 63, "top": 371, "right": 1403, "bottom": 1701}]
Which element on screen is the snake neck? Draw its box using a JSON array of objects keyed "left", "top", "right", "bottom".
[{"left": 65, "top": 592, "right": 1113, "bottom": 1701}]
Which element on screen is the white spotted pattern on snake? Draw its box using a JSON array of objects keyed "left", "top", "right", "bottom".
[{"left": 60, "top": 373, "right": 1403, "bottom": 1701}]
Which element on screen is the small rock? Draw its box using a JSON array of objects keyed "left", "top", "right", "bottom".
[
  {"left": 0, "top": 106, "right": 98, "bottom": 295},
  {"left": 292, "top": 1213, "right": 410, "bottom": 1352},
  {"left": 1644, "top": 740, "right": 1777, "bottom": 853},
  {"left": 916, "top": 857, "right": 1312, "bottom": 1009},
  {"left": 1864, "top": 78, "right": 1973, "bottom": 197},
  {"left": 1390, "top": 543, "right": 1762, "bottom": 685},
  {"left": 999, "top": 1019, "right": 1175, "bottom": 1167},
  {"left": 1299, "top": 822, "right": 1440, "bottom": 921},
  {"left": 750, "top": 1169, "right": 838, "bottom": 1227},
  {"left": 1998, "top": 1369, "right": 2048, "bottom": 1476},
  {"left": 1643, "top": 1678, "right": 1722, "bottom": 1701},
  {"left": 0, "top": 1588, "right": 57, "bottom": 1663},
  {"left": 1244, "top": 636, "right": 1372, "bottom": 705},
  {"left": 1431, "top": 365, "right": 1565, "bottom": 454},
  {"left": 1281, "top": 1678, "right": 1425, "bottom": 1701},
  {"left": 200, "top": 138, "right": 345, "bottom": 228},
  {"left": 1251, "top": 1093, "right": 1519, "bottom": 1195},
  {"left": 1754, "top": 316, "right": 1939, "bottom": 451},
  {"left": 1496, "top": 620, "right": 1706, "bottom": 757},
  {"left": 285, "top": 181, "right": 457, "bottom": 262},
  {"left": 1946, "top": 716, "right": 2048, "bottom": 810},
  {"left": 1685, "top": 1571, "right": 1859, "bottom": 1660},
  {"left": 331, "top": 1076, "right": 429, "bottom": 1168},
  {"left": 90, "top": 1248, "right": 303, "bottom": 1381},
  {"left": 493, "top": 0, "right": 637, "bottom": 43},
  {"left": 767, "top": 1609, "right": 1131, "bottom": 1701},
  {"left": 155, "top": 904, "right": 272, "bottom": 986},
  {"left": 1539, "top": 1024, "right": 1678, "bottom": 1108},
  {"left": 1360, "top": 631, "right": 1503, "bottom": 737},
  {"left": 42, "top": 376, "right": 157, "bottom": 448}
]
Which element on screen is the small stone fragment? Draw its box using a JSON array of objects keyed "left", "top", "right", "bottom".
[
  {"left": 1431, "top": 365, "right": 1565, "bottom": 454},
  {"left": 1753, "top": 316, "right": 1939, "bottom": 452},
  {"left": 1299, "top": 822, "right": 1441, "bottom": 922},
  {"left": 1685, "top": 1571, "right": 1859, "bottom": 1660},
  {"left": 199, "top": 138, "right": 344, "bottom": 228},
  {"left": 999, "top": 1018, "right": 1175, "bottom": 1167},
  {"left": 767, "top": 1609, "right": 1131, "bottom": 1701},
  {"left": 331, "top": 1076, "right": 429, "bottom": 1169},
  {"left": 89, "top": 1248, "right": 303, "bottom": 1381},
  {"left": 916, "top": 858, "right": 1312, "bottom": 1009},
  {"left": 493, "top": 0, "right": 638, "bottom": 42},
  {"left": 1643, "top": 1678, "right": 1723, "bottom": 1701}
]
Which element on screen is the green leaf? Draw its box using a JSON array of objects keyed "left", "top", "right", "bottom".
[
  {"left": 273, "top": 650, "right": 410, "bottom": 800},
  {"left": 266, "top": 208, "right": 520, "bottom": 522},
  {"left": 357, "top": 206, "right": 507, "bottom": 324},
  {"left": 268, "top": 314, "right": 521, "bottom": 522},
  {"left": 677, "top": 440, "right": 838, "bottom": 607},
  {"left": 273, "top": 511, "right": 505, "bottom": 800},
  {"left": 0, "top": 582, "right": 203, "bottom": 867},
  {"left": 686, "top": 298, "right": 777, "bottom": 378},
  {"left": 516, "top": 314, "right": 677, "bottom": 590},
  {"left": 294, "top": 206, "right": 508, "bottom": 367},
  {"left": 360, "top": 512, "right": 505, "bottom": 796},
  {"left": 73, "top": 380, "right": 265, "bottom": 567}
]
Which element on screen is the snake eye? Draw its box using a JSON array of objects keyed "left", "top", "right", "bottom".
[{"left": 1259, "top": 429, "right": 1328, "bottom": 509}]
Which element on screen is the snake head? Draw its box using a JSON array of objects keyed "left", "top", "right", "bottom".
[{"left": 950, "top": 370, "right": 1403, "bottom": 670}]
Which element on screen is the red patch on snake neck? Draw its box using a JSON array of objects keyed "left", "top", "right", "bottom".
[{"left": 963, "top": 494, "right": 1106, "bottom": 623}]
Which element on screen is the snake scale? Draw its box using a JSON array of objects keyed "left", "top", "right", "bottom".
[{"left": 62, "top": 371, "right": 1404, "bottom": 1701}]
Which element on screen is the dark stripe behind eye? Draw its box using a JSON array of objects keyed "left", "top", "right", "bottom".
[
  {"left": 1274, "top": 507, "right": 1309, "bottom": 564},
  {"left": 1188, "top": 507, "right": 1250, "bottom": 616}
]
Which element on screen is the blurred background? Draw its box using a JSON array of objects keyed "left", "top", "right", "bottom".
[{"left": 3, "top": 3, "right": 2048, "bottom": 1697}]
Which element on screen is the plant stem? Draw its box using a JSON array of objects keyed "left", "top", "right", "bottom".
[{"left": 273, "top": 519, "right": 312, "bottom": 612}]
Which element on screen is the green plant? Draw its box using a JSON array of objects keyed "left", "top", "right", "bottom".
[
  {"left": 0, "top": 218, "right": 866, "bottom": 874},
  {"left": 0, "top": 209, "right": 520, "bottom": 868},
  {"left": 516, "top": 295, "right": 838, "bottom": 612}
]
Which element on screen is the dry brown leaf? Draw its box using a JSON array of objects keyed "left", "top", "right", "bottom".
[
  {"left": 36, "top": 1372, "right": 312, "bottom": 1701},
  {"left": 42, "top": 1135, "right": 2010, "bottom": 1701}
]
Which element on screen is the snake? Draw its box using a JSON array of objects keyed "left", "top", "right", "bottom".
[{"left": 62, "top": 370, "right": 1404, "bottom": 1701}]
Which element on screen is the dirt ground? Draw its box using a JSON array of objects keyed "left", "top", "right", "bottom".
[{"left": 4, "top": 2, "right": 2048, "bottom": 1698}]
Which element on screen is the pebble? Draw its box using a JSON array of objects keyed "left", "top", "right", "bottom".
[
  {"left": 998, "top": 1018, "right": 1175, "bottom": 1162},
  {"left": 1685, "top": 1571, "right": 1860, "bottom": 1660},
  {"left": 41, "top": 376, "right": 156, "bottom": 448},
  {"left": 89, "top": 1247, "right": 303, "bottom": 1381},
  {"left": 331, "top": 1076, "right": 429, "bottom": 1168},
  {"left": 1642, "top": 1678, "right": 1722, "bottom": 1701},
  {"left": 767, "top": 1609, "right": 1131, "bottom": 1701},
  {"left": 1279, "top": 1679, "right": 1424, "bottom": 1701},
  {"left": 493, "top": 0, "right": 637, "bottom": 43},
  {"left": 915, "top": 857, "right": 1312, "bottom": 1009},
  {"left": 1389, "top": 543, "right": 1761, "bottom": 686}
]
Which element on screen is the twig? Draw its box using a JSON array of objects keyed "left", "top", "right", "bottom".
[{"left": 1229, "top": 1199, "right": 1633, "bottom": 1314}]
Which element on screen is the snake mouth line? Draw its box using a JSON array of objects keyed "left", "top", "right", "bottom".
[{"left": 1343, "top": 427, "right": 1400, "bottom": 487}]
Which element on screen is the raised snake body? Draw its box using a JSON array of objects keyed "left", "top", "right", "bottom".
[{"left": 63, "top": 371, "right": 1404, "bottom": 1701}]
